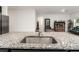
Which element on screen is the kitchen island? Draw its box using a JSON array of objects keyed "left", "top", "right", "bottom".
[{"left": 0, "top": 32, "right": 79, "bottom": 52}]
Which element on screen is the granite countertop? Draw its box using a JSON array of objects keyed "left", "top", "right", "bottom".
[{"left": 0, "top": 32, "right": 79, "bottom": 50}]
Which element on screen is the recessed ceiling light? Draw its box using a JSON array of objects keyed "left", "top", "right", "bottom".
[{"left": 61, "top": 9, "right": 66, "bottom": 12}]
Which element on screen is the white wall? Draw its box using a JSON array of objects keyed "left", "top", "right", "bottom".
[
  {"left": 38, "top": 14, "right": 71, "bottom": 32},
  {"left": 8, "top": 8, "right": 36, "bottom": 32},
  {"left": 38, "top": 17, "right": 44, "bottom": 32}
]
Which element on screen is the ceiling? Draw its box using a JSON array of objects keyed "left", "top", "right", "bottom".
[{"left": 8, "top": 6, "right": 79, "bottom": 14}]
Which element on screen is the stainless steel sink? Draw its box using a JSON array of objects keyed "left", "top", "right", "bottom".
[{"left": 21, "top": 36, "right": 57, "bottom": 44}]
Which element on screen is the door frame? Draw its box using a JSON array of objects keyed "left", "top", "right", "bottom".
[{"left": 44, "top": 18, "right": 50, "bottom": 32}]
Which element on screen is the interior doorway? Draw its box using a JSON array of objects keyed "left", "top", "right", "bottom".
[{"left": 45, "top": 18, "right": 51, "bottom": 32}]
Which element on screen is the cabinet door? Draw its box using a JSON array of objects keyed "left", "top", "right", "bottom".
[{"left": 2, "top": 15, "right": 9, "bottom": 34}]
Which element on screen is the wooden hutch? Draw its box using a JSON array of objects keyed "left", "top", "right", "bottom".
[{"left": 54, "top": 21, "right": 65, "bottom": 32}]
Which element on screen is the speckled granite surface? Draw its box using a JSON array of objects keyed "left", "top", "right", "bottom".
[{"left": 0, "top": 32, "right": 79, "bottom": 50}]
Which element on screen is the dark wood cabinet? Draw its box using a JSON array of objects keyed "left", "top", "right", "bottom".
[{"left": 54, "top": 21, "right": 65, "bottom": 32}]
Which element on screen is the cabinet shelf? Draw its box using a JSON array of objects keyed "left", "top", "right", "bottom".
[{"left": 54, "top": 21, "right": 65, "bottom": 32}]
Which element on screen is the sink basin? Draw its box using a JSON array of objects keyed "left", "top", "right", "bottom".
[{"left": 21, "top": 36, "right": 57, "bottom": 44}]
